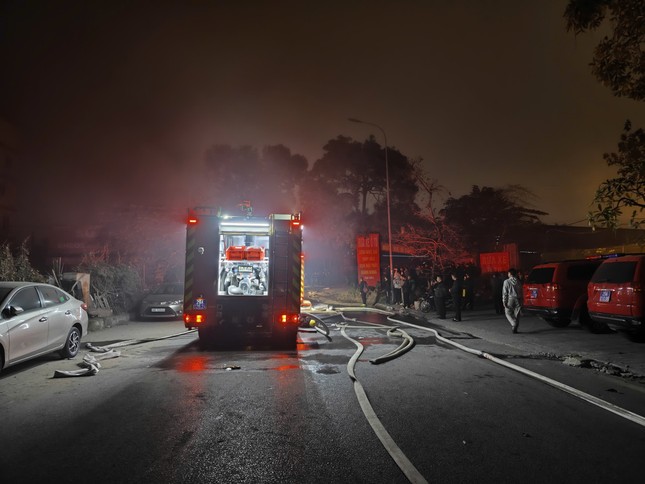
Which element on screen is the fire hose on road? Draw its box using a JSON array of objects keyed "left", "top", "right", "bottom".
[
  {"left": 52, "top": 329, "right": 196, "bottom": 378},
  {"left": 309, "top": 305, "right": 645, "bottom": 484}
]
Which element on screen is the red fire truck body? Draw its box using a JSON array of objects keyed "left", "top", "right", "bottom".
[{"left": 183, "top": 208, "right": 303, "bottom": 346}]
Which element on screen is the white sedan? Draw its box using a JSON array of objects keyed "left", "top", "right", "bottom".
[{"left": 0, "top": 282, "right": 89, "bottom": 372}]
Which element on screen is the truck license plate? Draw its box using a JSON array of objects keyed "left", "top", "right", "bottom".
[
  {"left": 599, "top": 290, "right": 611, "bottom": 303},
  {"left": 530, "top": 289, "right": 538, "bottom": 298}
]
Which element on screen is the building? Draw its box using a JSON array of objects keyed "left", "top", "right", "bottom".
[
  {"left": 489, "top": 223, "right": 645, "bottom": 272},
  {"left": 530, "top": 224, "right": 645, "bottom": 262}
]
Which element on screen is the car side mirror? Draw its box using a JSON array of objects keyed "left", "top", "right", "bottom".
[{"left": 6, "top": 305, "right": 25, "bottom": 317}]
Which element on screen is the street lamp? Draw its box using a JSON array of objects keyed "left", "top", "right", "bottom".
[{"left": 348, "top": 117, "right": 394, "bottom": 304}]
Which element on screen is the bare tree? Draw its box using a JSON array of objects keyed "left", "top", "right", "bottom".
[
  {"left": 395, "top": 222, "right": 469, "bottom": 274},
  {"left": 410, "top": 158, "right": 445, "bottom": 222},
  {"left": 394, "top": 162, "right": 469, "bottom": 272}
]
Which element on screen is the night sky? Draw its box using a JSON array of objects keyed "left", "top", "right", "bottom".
[{"left": 2, "top": 0, "right": 644, "bottom": 229}]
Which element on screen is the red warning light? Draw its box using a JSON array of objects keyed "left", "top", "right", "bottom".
[
  {"left": 279, "top": 313, "right": 299, "bottom": 324},
  {"left": 187, "top": 216, "right": 199, "bottom": 225},
  {"left": 184, "top": 313, "right": 206, "bottom": 325}
]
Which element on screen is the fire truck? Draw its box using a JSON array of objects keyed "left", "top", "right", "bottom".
[{"left": 182, "top": 207, "right": 304, "bottom": 347}]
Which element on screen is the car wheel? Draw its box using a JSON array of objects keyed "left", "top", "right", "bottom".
[
  {"left": 59, "top": 326, "right": 82, "bottom": 359},
  {"left": 542, "top": 318, "right": 571, "bottom": 328},
  {"left": 589, "top": 320, "right": 612, "bottom": 333},
  {"left": 543, "top": 317, "right": 571, "bottom": 328},
  {"left": 577, "top": 304, "right": 591, "bottom": 325},
  {"left": 578, "top": 305, "right": 610, "bottom": 333}
]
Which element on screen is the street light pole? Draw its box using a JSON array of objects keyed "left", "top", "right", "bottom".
[{"left": 348, "top": 117, "right": 394, "bottom": 303}]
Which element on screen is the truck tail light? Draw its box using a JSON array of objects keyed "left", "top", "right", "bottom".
[
  {"left": 291, "top": 213, "right": 302, "bottom": 230},
  {"left": 279, "top": 313, "right": 299, "bottom": 324},
  {"left": 184, "top": 313, "right": 206, "bottom": 325}
]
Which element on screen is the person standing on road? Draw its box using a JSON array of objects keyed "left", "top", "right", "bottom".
[
  {"left": 433, "top": 275, "right": 448, "bottom": 319},
  {"left": 492, "top": 273, "right": 504, "bottom": 314},
  {"left": 382, "top": 270, "right": 391, "bottom": 304},
  {"left": 359, "top": 277, "right": 368, "bottom": 305},
  {"left": 393, "top": 269, "right": 403, "bottom": 305},
  {"left": 373, "top": 278, "right": 381, "bottom": 305},
  {"left": 463, "top": 273, "right": 475, "bottom": 310},
  {"left": 402, "top": 274, "right": 412, "bottom": 308},
  {"left": 502, "top": 268, "right": 523, "bottom": 333},
  {"left": 450, "top": 273, "right": 462, "bottom": 321}
]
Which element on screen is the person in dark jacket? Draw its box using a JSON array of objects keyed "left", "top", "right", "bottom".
[
  {"left": 492, "top": 272, "right": 504, "bottom": 314},
  {"left": 359, "top": 277, "right": 368, "bottom": 305},
  {"left": 382, "top": 271, "right": 391, "bottom": 304},
  {"left": 450, "top": 273, "right": 462, "bottom": 321},
  {"left": 402, "top": 274, "right": 412, "bottom": 308},
  {"left": 432, "top": 275, "right": 448, "bottom": 319},
  {"left": 463, "top": 273, "right": 475, "bottom": 310}
]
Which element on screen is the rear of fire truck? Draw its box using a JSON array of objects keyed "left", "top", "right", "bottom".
[{"left": 183, "top": 207, "right": 303, "bottom": 347}]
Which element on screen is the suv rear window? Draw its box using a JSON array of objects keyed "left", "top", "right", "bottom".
[
  {"left": 590, "top": 261, "right": 637, "bottom": 284},
  {"left": 527, "top": 267, "right": 555, "bottom": 284},
  {"left": 567, "top": 263, "right": 600, "bottom": 281}
]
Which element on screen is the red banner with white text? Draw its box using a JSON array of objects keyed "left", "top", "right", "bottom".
[
  {"left": 356, "top": 234, "right": 381, "bottom": 287},
  {"left": 479, "top": 251, "right": 510, "bottom": 273}
]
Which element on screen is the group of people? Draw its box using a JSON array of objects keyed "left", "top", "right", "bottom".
[
  {"left": 395, "top": 267, "right": 418, "bottom": 308},
  {"left": 428, "top": 273, "right": 475, "bottom": 321},
  {"left": 365, "top": 266, "right": 427, "bottom": 308},
  {"left": 361, "top": 266, "right": 524, "bottom": 334},
  {"left": 384, "top": 266, "right": 419, "bottom": 308},
  {"left": 429, "top": 269, "right": 523, "bottom": 333}
]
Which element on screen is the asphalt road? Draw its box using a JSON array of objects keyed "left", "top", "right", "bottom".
[
  {"left": 1, "top": 307, "right": 644, "bottom": 483},
  {"left": 391, "top": 302, "right": 645, "bottom": 378}
]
